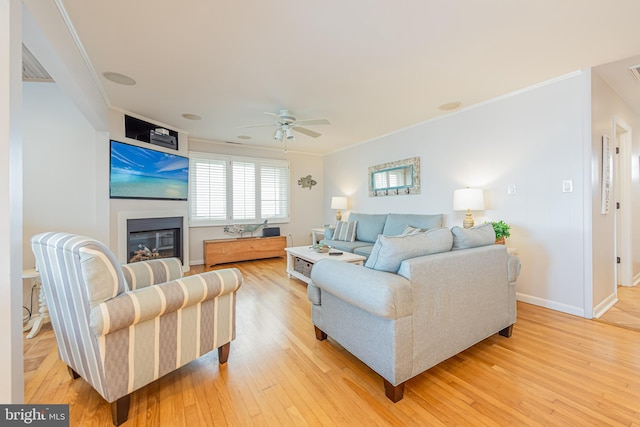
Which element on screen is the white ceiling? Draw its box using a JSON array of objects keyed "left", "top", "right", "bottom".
[{"left": 24, "top": 0, "right": 640, "bottom": 154}]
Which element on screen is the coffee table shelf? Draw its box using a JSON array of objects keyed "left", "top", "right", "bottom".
[{"left": 285, "top": 246, "right": 366, "bottom": 285}]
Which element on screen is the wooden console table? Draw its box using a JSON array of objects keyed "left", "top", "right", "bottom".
[{"left": 204, "top": 236, "right": 286, "bottom": 267}]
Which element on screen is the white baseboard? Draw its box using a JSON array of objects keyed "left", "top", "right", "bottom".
[
  {"left": 190, "top": 259, "right": 204, "bottom": 266},
  {"left": 592, "top": 293, "right": 618, "bottom": 318},
  {"left": 516, "top": 293, "right": 585, "bottom": 318}
]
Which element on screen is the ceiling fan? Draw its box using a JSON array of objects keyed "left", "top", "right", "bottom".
[{"left": 241, "top": 109, "right": 330, "bottom": 141}]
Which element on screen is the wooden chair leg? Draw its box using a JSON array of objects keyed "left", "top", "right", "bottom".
[
  {"left": 314, "top": 326, "right": 327, "bottom": 341},
  {"left": 67, "top": 366, "right": 80, "bottom": 379},
  {"left": 499, "top": 324, "right": 514, "bottom": 338},
  {"left": 383, "top": 379, "right": 405, "bottom": 402},
  {"left": 218, "top": 342, "right": 230, "bottom": 364},
  {"left": 111, "top": 395, "right": 130, "bottom": 426}
]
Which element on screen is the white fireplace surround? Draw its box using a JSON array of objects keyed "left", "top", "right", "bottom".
[{"left": 117, "top": 210, "right": 189, "bottom": 271}]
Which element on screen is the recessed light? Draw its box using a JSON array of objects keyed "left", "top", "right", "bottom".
[
  {"left": 182, "top": 113, "right": 202, "bottom": 120},
  {"left": 102, "top": 72, "right": 136, "bottom": 86},
  {"left": 438, "top": 101, "right": 462, "bottom": 111},
  {"left": 237, "top": 135, "right": 251, "bottom": 140}
]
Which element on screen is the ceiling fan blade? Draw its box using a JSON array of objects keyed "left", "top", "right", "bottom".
[
  {"left": 292, "top": 126, "right": 322, "bottom": 138},
  {"left": 237, "top": 123, "right": 276, "bottom": 129},
  {"left": 295, "top": 119, "right": 330, "bottom": 126}
]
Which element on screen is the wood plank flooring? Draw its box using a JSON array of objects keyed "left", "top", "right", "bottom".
[
  {"left": 24, "top": 258, "right": 640, "bottom": 426},
  {"left": 598, "top": 285, "right": 640, "bottom": 331}
]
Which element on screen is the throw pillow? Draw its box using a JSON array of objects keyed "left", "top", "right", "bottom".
[
  {"left": 323, "top": 226, "right": 334, "bottom": 240},
  {"left": 451, "top": 222, "right": 496, "bottom": 250},
  {"left": 365, "top": 227, "right": 453, "bottom": 273},
  {"left": 333, "top": 220, "right": 358, "bottom": 242},
  {"left": 400, "top": 225, "right": 427, "bottom": 236}
]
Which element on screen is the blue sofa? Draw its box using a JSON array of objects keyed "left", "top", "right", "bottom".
[{"left": 320, "top": 213, "right": 444, "bottom": 259}]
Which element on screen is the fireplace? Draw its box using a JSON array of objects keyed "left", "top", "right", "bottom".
[{"left": 127, "top": 217, "right": 183, "bottom": 263}]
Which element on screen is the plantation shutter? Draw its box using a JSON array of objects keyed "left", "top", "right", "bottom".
[
  {"left": 261, "top": 161, "right": 289, "bottom": 219},
  {"left": 189, "top": 152, "right": 289, "bottom": 226},
  {"left": 189, "top": 157, "right": 227, "bottom": 223},
  {"left": 231, "top": 161, "right": 256, "bottom": 220}
]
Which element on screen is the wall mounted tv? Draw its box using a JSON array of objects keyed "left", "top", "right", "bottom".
[{"left": 110, "top": 140, "right": 189, "bottom": 201}]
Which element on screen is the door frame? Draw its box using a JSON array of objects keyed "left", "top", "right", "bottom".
[{"left": 613, "top": 116, "right": 632, "bottom": 288}]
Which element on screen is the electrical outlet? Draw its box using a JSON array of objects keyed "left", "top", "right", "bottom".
[
  {"left": 507, "top": 185, "right": 517, "bottom": 195},
  {"left": 562, "top": 179, "right": 573, "bottom": 193}
]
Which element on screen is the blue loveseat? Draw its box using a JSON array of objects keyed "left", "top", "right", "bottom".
[{"left": 320, "top": 212, "right": 444, "bottom": 259}]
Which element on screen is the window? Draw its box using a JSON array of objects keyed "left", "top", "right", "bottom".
[{"left": 189, "top": 152, "right": 290, "bottom": 226}]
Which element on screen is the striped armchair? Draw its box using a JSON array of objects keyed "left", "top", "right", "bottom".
[{"left": 31, "top": 232, "right": 242, "bottom": 426}]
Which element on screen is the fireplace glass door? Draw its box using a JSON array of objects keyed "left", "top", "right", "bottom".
[{"left": 127, "top": 217, "right": 182, "bottom": 263}]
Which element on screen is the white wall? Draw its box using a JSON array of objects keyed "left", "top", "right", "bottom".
[
  {"left": 1, "top": 0, "right": 24, "bottom": 403},
  {"left": 22, "top": 82, "right": 106, "bottom": 260},
  {"left": 188, "top": 139, "right": 324, "bottom": 264},
  {"left": 22, "top": 81, "right": 108, "bottom": 308},
  {"left": 590, "top": 71, "right": 640, "bottom": 305},
  {"left": 323, "top": 72, "right": 592, "bottom": 316}
]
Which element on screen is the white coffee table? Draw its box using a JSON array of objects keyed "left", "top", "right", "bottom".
[{"left": 285, "top": 245, "right": 366, "bottom": 285}]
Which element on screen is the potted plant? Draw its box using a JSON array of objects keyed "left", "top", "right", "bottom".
[{"left": 491, "top": 220, "right": 511, "bottom": 245}]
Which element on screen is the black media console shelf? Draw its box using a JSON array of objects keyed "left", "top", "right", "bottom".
[{"left": 124, "top": 115, "right": 179, "bottom": 150}]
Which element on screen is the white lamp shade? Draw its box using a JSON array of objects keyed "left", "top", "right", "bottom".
[
  {"left": 453, "top": 188, "right": 485, "bottom": 211},
  {"left": 331, "top": 196, "right": 348, "bottom": 210}
]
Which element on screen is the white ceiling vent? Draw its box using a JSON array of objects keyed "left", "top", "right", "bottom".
[
  {"left": 628, "top": 64, "right": 640, "bottom": 85},
  {"left": 22, "top": 44, "right": 53, "bottom": 82}
]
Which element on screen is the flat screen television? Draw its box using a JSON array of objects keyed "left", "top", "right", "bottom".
[{"left": 110, "top": 140, "right": 189, "bottom": 200}]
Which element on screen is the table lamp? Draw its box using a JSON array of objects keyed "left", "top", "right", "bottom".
[
  {"left": 453, "top": 188, "right": 485, "bottom": 228},
  {"left": 331, "top": 196, "right": 348, "bottom": 221}
]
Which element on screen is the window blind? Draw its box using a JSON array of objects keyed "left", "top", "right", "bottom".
[
  {"left": 189, "top": 152, "right": 290, "bottom": 226},
  {"left": 260, "top": 161, "right": 289, "bottom": 219},
  {"left": 189, "top": 157, "right": 226, "bottom": 223}
]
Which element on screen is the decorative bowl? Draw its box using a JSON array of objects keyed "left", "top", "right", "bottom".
[{"left": 312, "top": 244, "right": 330, "bottom": 253}]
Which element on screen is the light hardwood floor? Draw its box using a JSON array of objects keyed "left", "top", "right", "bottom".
[
  {"left": 24, "top": 258, "right": 640, "bottom": 426},
  {"left": 598, "top": 285, "right": 640, "bottom": 331}
]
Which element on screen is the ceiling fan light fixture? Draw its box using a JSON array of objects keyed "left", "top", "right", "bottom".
[
  {"left": 285, "top": 127, "right": 294, "bottom": 140},
  {"left": 274, "top": 128, "right": 284, "bottom": 141}
]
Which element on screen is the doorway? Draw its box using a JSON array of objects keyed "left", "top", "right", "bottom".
[{"left": 613, "top": 117, "right": 632, "bottom": 289}]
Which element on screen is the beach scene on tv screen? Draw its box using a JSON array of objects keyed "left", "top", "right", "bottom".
[{"left": 110, "top": 141, "right": 189, "bottom": 200}]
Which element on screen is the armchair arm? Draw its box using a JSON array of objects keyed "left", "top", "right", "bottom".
[
  {"left": 90, "top": 268, "right": 242, "bottom": 336},
  {"left": 121, "top": 257, "right": 184, "bottom": 290},
  {"left": 310, "top": 259, "right": 412, "bottom": 319}
]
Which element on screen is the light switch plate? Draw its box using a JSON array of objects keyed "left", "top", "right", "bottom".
[
  {"left": 562, "top": 179, "right": 573, "bottom": 193},
  {"left": 507, "top": 185, "right": 517, "bottom": 195}
]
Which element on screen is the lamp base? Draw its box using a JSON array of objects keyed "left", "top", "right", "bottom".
[
  {"left": 463, "top": 210, "right": 474, "bottom": 229},
  {"left": 336, "top": 210, "right": 342, "bottom": 221}
]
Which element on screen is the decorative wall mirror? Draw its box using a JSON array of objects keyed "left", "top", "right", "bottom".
[{"left": 368, "top": 156, "right": 420, "bottom": 196}]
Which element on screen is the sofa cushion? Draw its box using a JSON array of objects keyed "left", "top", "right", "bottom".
[
  {"left": 348, "top": 213, "right": 388, "bottom": 243},
  {"left": 320, "top": 239, "right": 372, "bottom": 253},
  {"left": 365, "top": 227, "right": 453, "bottom": 273},
  {"left": 451, "top": 223, "right": 496, "bottom": 250},
  {"left": 382, "top": 213, "right": 444, "bottom": 236},
  {"left": 353, "top": 245, "right": 374, "bottom": 258},
  {"left": 333, "top": 220, "right": 358, "bottom": 242}
]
